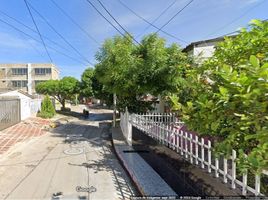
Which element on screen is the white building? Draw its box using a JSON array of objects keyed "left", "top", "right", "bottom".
[
  {"left": 183, "top": 36, "right": 236, "bottom": 63},
  {"left": 0, "top": 90, "right": 41, "bottom": 120}
]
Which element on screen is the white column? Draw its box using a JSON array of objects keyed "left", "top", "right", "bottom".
[
  {"left": 27, "top": 63, "right": 32, "bottom": 95},
  {"left": 113, "top": 93, "right": 116, "bottom": 127}
]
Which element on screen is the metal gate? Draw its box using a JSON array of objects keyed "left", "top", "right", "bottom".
[{"left": 0, "top": 98, "right": 20, "bottom": 131}]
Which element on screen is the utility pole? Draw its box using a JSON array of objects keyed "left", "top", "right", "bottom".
[{"left": 113, "top": 93, "right": 117, "bottom": 127}]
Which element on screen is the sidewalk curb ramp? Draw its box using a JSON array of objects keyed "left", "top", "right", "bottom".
[{"left": 111, "top": 127, "right": 177, "bottom": 197}]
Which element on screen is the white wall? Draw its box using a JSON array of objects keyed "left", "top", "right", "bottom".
[
  {"left": 0, "top": 91, "right": 40, "bottom": 120},
  {"left": 192, "top": 41, "right": 218, "bottom": 63}
]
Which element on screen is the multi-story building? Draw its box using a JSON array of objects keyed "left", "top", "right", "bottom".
[{"left": 0, "top": 63, "right": 59, "bottom": 94}]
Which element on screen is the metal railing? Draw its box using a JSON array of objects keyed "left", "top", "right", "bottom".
[{"left": 120, "top": 111, "right": 267, "bottom": 196}]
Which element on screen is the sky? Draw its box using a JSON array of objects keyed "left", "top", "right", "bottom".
[{"left": 0, "top": 0, "right": 267, "bottom": 79}]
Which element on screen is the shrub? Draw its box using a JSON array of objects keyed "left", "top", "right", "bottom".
[
  {"left": 37, "top": 95, "right": 56, "bottom": 119},
  {"left": 169, "top": 20, "right": 268, "bottom": 174}
]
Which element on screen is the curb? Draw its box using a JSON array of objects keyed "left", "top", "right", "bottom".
[{"left": 110, "top": 127, "right": 143, "bottom": 197}]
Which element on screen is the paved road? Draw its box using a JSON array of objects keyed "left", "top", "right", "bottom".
[{"left": 0, "top": 108, "right": 137, "bottom": 200}]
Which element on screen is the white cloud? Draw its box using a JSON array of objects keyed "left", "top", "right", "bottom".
[{"left": 244, "top": 0, "right": 262, "bottom": 4}]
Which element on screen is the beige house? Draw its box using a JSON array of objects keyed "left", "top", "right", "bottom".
[{"left": 0, "top": 63, "right": 59, "bottom": 94}]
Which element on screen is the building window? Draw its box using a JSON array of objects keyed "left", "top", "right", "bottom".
[
  {"left": 11, "top": 80, "right": 28, "bottom": 88},
  {"left": 34, "top": 80, "right": 45, "bottom": 85},
  {"left": 34, "top": 68, "right": 51, "bottom": 75},
  {"left": 12, "top": 68, "right": 28, "bottom": 75}
]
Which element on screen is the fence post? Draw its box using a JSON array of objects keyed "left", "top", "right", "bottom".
[
  {"left": 201, "top": 138, "right": 205, "bottom": 169},
  {"left": 161, "top": 123, "right": 164, "bottom": 145},
  {"left": 165, "top": 125, "right": 169, "bottom": 146},
  {"left": 185, "top": 132, "right": 188, "bottom": 159},
  {"left": 157, "top": 124, "right": 160, "bottom": 141},
  {"left": 255, "top": 174, "right": 260, "bottom": 196},
  {"left": 168, "top": 125, "right": 172, "bottom": 148},
  {"left": 176, "top": 130, "right": 179, "bottom": 153},
  {"left": 180, "top": 130, "right": 184, "bottom": 156},
  {"left": 149, "top": 117, "right": 152, "bottom": 137},
  {"left": 215, "top": 157, "right": 219, "bottom": 178},
  {"left": 242, "top": 170, "right": 248, "bottom": 196},
  {"left": 127, "top": 115, "right": 132, "bottom": 146},
  {"left": 195, "top": 135, "right": 199, "bottom": 165},
  {"left": 208, "top": 141, "right": 212, "bottom": 173},
  {"left": 223, "top": 157, "right": 228, "bottom": 183},
  {"left": 144, "top": 113, "right": 148, "bottom": 134},
  {"left": 231, "top": 150, "right": 236, "bottom": 189},
  {"left": 172, "top": 128, "right": 176, "bottom": 151},
  {"left": 190, "top": 134, "right": 193, "bottom": 164}
]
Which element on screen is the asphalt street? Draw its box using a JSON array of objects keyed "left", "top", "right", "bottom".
[{"left": 0, "top": 108, "right": 137, "bottom": 200}]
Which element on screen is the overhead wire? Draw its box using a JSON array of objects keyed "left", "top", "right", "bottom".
[
  {"left": 84, "top": 0, "right": 125, "bottom": 38},
  {"left": 136, "top": 0, "right": 178, "bottom": 39},
  {"left": 27, "top": 1, "right": 94, "bottom": 65},
  {"left": 117, "top": 0, "right": 187, "bottom": 44},
  {"left": 0, "top": 17, "right": 88, "bottom": 65},
  {"left": 49, "top": 0, "right": 99, "bottom": 45},
  {"left": 18, "top": 32, "right": 44, "bottom": 58},
  {"left": 23, "top": 0, "right": 53, "bottom": 63},
  {"left": 95, "top": 0, "right": 141, "bottom": 45},
  {"left": 0, "top": 9, "right": 74, "bottom": 54},
  {"left": 156, "top": 0, "right": 195, "bottom": 34},
  {"left": 204, "top": 0, "right": 266, "bottom": 39},
  {"left": 219, "top": 18, "right": 268, "bottom": 38}
]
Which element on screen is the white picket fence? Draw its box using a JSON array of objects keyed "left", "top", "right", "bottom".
[{"left": 120, "top": 111, "right": 267, "bottom": 196}]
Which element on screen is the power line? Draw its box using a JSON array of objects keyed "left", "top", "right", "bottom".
[
  {"left": 23, "top": 0, "right": 53, "bottom": 63},
  {"left": 0, "top": 17, "right": 88, "bottom": 65},
  {"left": 117, "top": 0, "right": 187, "bottom": 44},
  {"left": 204, "top": 0, "right": 266, "bottom": 38},
  {"left": 211, "top": 18, "right": 268, "bottom": 40},
  {"left": 27, "top": 1, "right": 93, "bottom": 65},
  {"left": 49, "top": 0, "right": 99, "bottom": 45},
  {"left": 156, "top": 0, "right": 194, "bottom": 34},
  {"left": 0, "top": 9, "right": 73, "bottom": 54},
  {"left": 84, "top": 0, "right": 126, "bottom": 40},
  {"left": 136, "top": 0, "right": 178, "bottom": 38},
  {"left": 19, "top": 32, "right": 44, "bottom": 58},
  {"left": 95, "top": 0, "right": 140, "bottom": 45}
]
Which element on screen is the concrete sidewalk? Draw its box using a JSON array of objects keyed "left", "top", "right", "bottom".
[
  {"left": 0, "top": 117, "right": 50, "bottom": 154},
  {"left": 112, "top": 127, "right": 177, "bottom": 197}
]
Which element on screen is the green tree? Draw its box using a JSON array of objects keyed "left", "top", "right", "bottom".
[
  {"left": 169, "top": 19, "right": 268, "bottom": 173},
  {"left": 36, "top": 76, "right": 79, "bottom": 109},
  {"left": 135, "top": 34, "right": 189, "bottom": 95},
  {"left": 37, "top": 94, "right": 55, "bottom": 118},
  {"left": 95, "top": 35, "right": 138, "bottom": 96},
  {"left": 94, "top": 33, "right": 189, "bottom": 112},
  {"left": 80, "top": 67, "right": 94, "bottom": 97}
]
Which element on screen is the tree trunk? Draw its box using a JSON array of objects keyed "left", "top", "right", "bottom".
[{"left": 61, "top": 99, "right": 65, "bottom": 109}]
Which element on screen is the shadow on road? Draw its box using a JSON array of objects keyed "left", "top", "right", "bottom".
[{"left": 48, "top": 112, "right": 136, "bottom": 200}]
